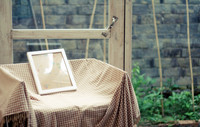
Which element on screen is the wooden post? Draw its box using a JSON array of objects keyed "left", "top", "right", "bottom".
[
  {"left": 109, "top": 0, "right": 132, "bottom": 75},
  {"left": 125, "top": 0, "right": 132, "bottom": 76},
  {"left": 0, "top": 0, "right": 13, "bottom": 64},
  {"left": 109, "top": 0, "right": 125, "bottom": 70}
]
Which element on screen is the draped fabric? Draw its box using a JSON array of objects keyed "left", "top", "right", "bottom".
[{"left": 0, "top": 59, "right": 140, "bottom": 127}]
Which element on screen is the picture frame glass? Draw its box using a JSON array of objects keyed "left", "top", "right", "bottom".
[{"left": 27, "top": 49, "right": 76, "bottom": 95}]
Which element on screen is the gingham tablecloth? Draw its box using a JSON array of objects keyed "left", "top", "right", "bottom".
[{"left": 0, "top": 59, "right": 140, "bottom": 127}]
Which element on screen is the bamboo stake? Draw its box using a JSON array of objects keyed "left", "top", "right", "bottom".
[
  {"left": 152, "top": 0, "right": 164, "bottom": 116},
  {"left": 186, "top": 0, "right": 195, "bottom": 112},
  {"left": 85, "top": 0, "right": 98, "bottom": 58},
  {"left": 39, "top": 0, "right": 49, "bottom": 50},
  {"left": 29, "top": 0, "right": 43, "bottom": 50},
  {"left": 103, "top": 0, "right": 107, "bottom": 62}
]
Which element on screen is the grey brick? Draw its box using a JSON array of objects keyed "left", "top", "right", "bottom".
[
  {"left": 133, "top": 0, "right": 160, "bottom": 4},
  {"left": 14, "top": 52, "right": 27, "bottom": 63},
  {"left": 189, "top": 0, "right": 200, "bottom": 4},
  {"left": 191, "top": 49, "right": 200, "bottom": 57},
  {"left": 67, "top": 50, "right": 85, "bottom": 59},
  {"left": 164, "top": 0, "right": 183, "bottom": 4},
  {"left": 45, "top": 0, "right": 66, "bottom": 5},
  {"left": 154, "top": 4, "right": 171, "bottom": 14},
  {"left": 186, "top": 67, "right": 200, "bottom": 76},
  {"left": 76, "top": 40, "right": 86, "bottom": 50},
  {"left": 88, "top": 43, "right": 104, "bottom": 60},
  {"left": 13, "top": 40, "right": 27, "bottom": 52},
  {"left": 68, "top": 0, "right": 88, "bottom": 4},
  {"left": 88, "top": 0, "right": 104, "bottom": 5},
  {"left": 133, "top": 25, "right": 154, "bottom": 35},
  {"left": 162, "top": 14, "right": 185, "bottom": 24},
  {"left": 154, "top": 58, "right": 173, "bottom": 68},
  {"left": 93, "top": 15, "right": 104, "bottom": 25},
  {"left": 58, "top": 40, "right": 77, "bottom": 50},
  {"left": 71, "top": 15, "right": 88, "bottom": 25},
  {"left": 133, "top": 4, "right": 152, "bottom": 15},
  {"left": 175, "top": 77, "right": 191, "bottom": 86},
  {"left": 21, "top": 0, "right": 28, "bottom": 5},
  {"left": 132, "top": 49, "right": 158, "bottom": 59},
  {"left": 78, "top": 5, "right": 104, "bottom": 15},
  {"left": 132, "top": 39, "right": 155, "bottom": 49},
  {"left": 46, "top": 15, "right": 66, "bottom": 25},
  {"left": 140, "top": 14, "right": 154, "bottom": 24},
  {"left": 161, "top": 48, "right": 182, "bottom": 58},
  {"left": 163, "top": 67, "right": 181, "bottom": 77},
  {"left": 157, "top": 24, "right": 178, "bottom": 34},
  {"left": 132, "top": 58, "right": 155, "bottom": 68},
  {"left": 132, "top": 15, "right": 137, "bottom": 24},
  {"left": 176, "top": 58, "right": 189, "bottom": 68},
  {"left": 140, "top": 68, "right": 159, "bottom": 77}
]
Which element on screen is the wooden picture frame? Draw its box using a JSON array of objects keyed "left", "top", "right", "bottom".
[{"left": 27, "top": 49, "right": 77, "bottom": 95}]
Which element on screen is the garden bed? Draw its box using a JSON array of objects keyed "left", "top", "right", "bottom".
[
  {"left": 132, "top": 64, "right": 200, "bottom": 126},
  {"left": 158, "top": 120, "right": 200, "bottom": 127},
  {"left": 139, "top": 120, "right": 200, "bottom": 127}
]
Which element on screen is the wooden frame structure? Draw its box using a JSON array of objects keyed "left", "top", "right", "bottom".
[
  {"left": 0, "top": 0, "right": 12, "bottom": 64},
  {"left": 0, "top": 0, "right": 132, "bottom": 75}
]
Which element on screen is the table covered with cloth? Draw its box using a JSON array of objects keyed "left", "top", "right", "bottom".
[{"left": 0, "top": 59, "right": 140, "bottom": 127}]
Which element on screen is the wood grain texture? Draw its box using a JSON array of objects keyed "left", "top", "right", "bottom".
[
  {"left": 0, "top": 0, "right": 13, "bottom": 64},
  {"left": 125, "top": 0, "right": 132, "bottom": 76},
  {"left": 12, "top": 29, "right": 110, "bottom": 39},
  {"left": 109, "top": 0, "right": 125, "bottom": 70}
]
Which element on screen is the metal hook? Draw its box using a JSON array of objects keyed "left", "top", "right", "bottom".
[
  {"left": 107, "top": 16, "right": 118, "bottom": 29},
  {"left": 102, "top": 16, "right": 118, "bottom": 37}
]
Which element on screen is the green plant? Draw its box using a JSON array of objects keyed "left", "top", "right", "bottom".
[
  {"left": 164, "top": 91, "right": 200, "bottom": 121},
  {"left": 132, "top": 64, "right": 200, "bottom": 125},
  {"left": 132, "top": 63, "right": 156, "bottom": 96}
]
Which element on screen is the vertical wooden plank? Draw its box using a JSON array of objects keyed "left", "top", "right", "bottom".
[
  {"left": 0, "top": 0, "right": 13, "bottom": 64},
  {"left": 109, "top": 0, "right": 125, "bottom": 70},
  {"left": 125, "top": 0, "right": 132, "bottom": 76}
]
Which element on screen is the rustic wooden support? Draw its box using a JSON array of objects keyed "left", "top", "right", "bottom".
[
  {"left": 12, "top": 29, "right": 110, "bottom": 39},
  {"left": 124, "top": 0, "right": 132, "bottom": 76},
  {"left": 109, "top": 0, "right": 125, "bottom": 70},
  {"left": 0, "top": 0, "right": 13, "bottom": 64},
  {"left": 103, "top": 0, "right": 107, "bottom": 62}
]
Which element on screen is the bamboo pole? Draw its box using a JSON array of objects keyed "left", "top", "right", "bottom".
[
  {"left": 29, "top": 0, "right": 43, "bottom": 50},
  {"left": 85, "top": 0, "right": 98, "bottom": 58},
  {"left": 39, "top": 0, "right": 49, "bottom": 50},
  {"left": 186, "top": 0, "right": 195, "bottom": 112},
  {"left": 152, "top": 0, "right": 164, "bottom": 116},
  {"left": 103, "top": 0, "right": 107, "bottom": 62}
]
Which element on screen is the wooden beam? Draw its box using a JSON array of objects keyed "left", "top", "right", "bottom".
[
  {"left": 125, "top": 0, "right": 132, "bottom": 76},
  {"left": 12, "top": 29, "right": 110, "bottom": 39},
  {"left": 0, "top": 0, "right": 12, "bottom": 64},
  {"left": 109, "top": 0, "right": 125, "bottom": 70}
]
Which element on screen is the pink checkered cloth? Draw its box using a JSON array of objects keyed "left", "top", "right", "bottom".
[{"left": 0, "top": 59, "right": 140, "bottom": 127}]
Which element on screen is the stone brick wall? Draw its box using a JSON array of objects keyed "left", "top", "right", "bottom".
[
  {"left": 12, "top": 0, "right": 108, "bottom": 63},
  {"left": 132, "top": 0, "right": 200, "bottom": 87},
  {"left": 12, "top": 0, "right": 200, "bottom": 87}
]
